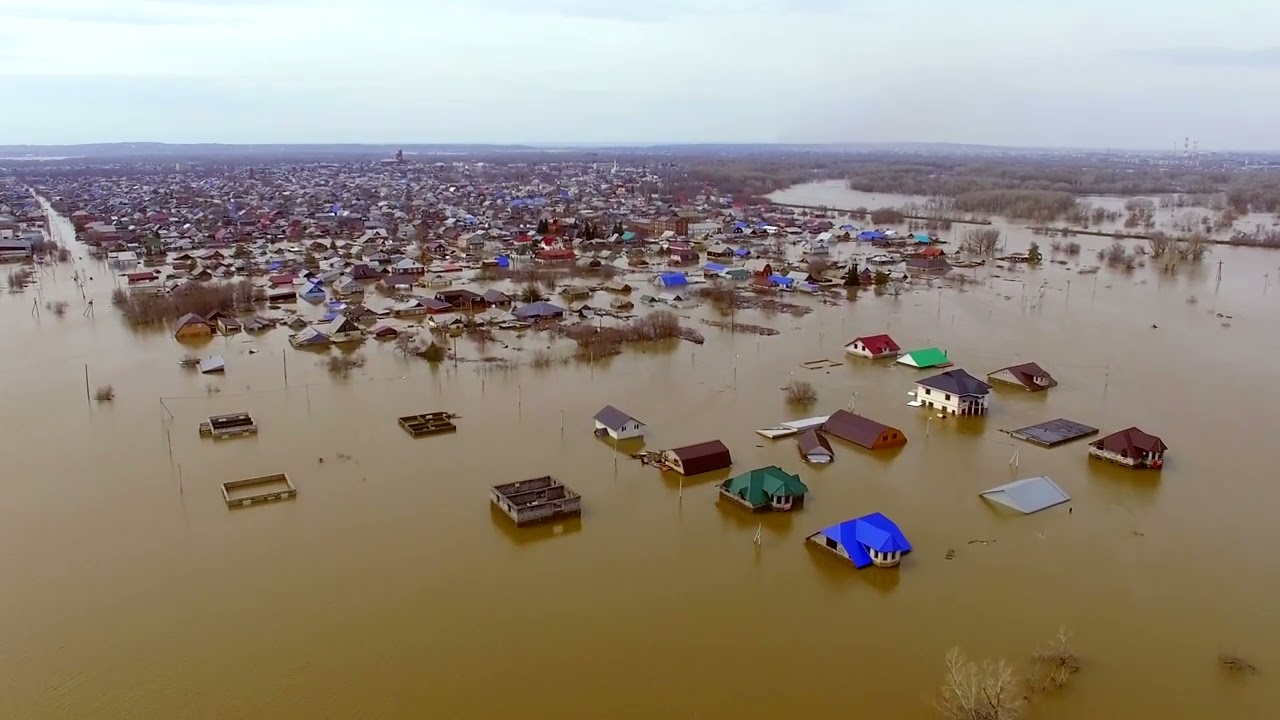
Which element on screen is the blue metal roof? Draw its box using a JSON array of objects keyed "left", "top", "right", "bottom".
[
  {"left": 817, "top": 513, "right": 912, "bottom": 569},
  {"left": 703, "top": 262, "right": 727, "bottom": 273},
  {"left": 858, "top": 230, "right": 886, "bottom": 241},
  {"left": 659, "top": 272, "right": 688, "bottom": 286},
  {"left": 734, "top": 247, "right": 751, "bottom": 257},
  {"left": 495, "top": 255, "right": 511, "bottom": 268},
  {"left": 769, "top": 275, "right": 794, "bottom": 287}
]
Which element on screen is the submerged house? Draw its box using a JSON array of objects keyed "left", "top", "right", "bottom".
[
  {"left": 807, "top": 513, "right": 912, "bottom": 568},
  {"left": 980, "top": 476, "right": 1070, "bottom": 514},
  {"left": 298, "top": 282, "right": 327, "bottom": 303},
  {"left": 655, "top": 272, "right": 689, "bottom": 288},
  {"left": 905, "top": 256, "right": 952, "bottom": 273},
  {"left": 512, "top": 301, "right": 566, "bottom": 321},
  {"left": 823, "top": 410, "right": 907, "bottom": 450},
  {"left": 897, "top": 347, "right": 951, "bottom": 369},
  {"left": 490, "top": 476, "right": 582, "bottom": 527},
  {"left": 289, "top": 326, "right": 331, "bottom": 348},
  {"left": 1089, "top": 427, "right": 1167, "bottom": 469},
  {"left": 593, "top": 405, "right": 646, "bottom": 440},
  {"left": 321, "top": 315, "right": 364, "bottom": 344},
  {"left": 845, "top": 334, "right": 900, "bottom": 359},
  {"left": 332, "top": 275, "right": 364, "bottom": 297},
  {"left": 436, "top": 288, "right": 485, "bottom": 310},
  {"left": 797, "top": 429, "right": 834, "bottom": 464},
  {"left": 718, "top": 466, "right": 808, "bottom": 512},
  {"left": 173, "top": 313, "right": 213, "bottom": 341},
  {"left": 481, "top": 289, "right": 513, "bottom": 307},
  {"left": 205, "top": 311, "right": 241, "bottom": 335},
  {"left": 915, "top": 369, "right": 992, "bottom": 416},
  {"left": 988, "top": 362, "right": 1058, "bottom": 391},
  {"left": 662, "top": 440, "right": 732, "bottom": 476}
]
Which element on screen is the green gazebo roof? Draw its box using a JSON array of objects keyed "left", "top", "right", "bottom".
[{"left": 721, "top": 466, "right": 808, "bottom": 508}]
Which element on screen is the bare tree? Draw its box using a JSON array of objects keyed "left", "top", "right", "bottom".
[
  {"left": 784, "top": 380, "right": 817, "bottom": 406},
  {"left": 805, "top": 258, "right": 830, "bottom": 277},
  {"left": 393, "top": 332, "right": 418, "bottom": 356},
  {"left": 1177, "top": 232, "right": 1211, "bottom": 262},
  {"left": 961, "top": 229, "right": 1002, "bottom": 255},
  {"left": 937, "top": 648, "right": 1025, "bottom": 720},
  {"left": 1029, "top": 628, "right": 1081, "bottom": 693},
  {"left": 1147, "top": 233, "right": 1172, "bottom": 258}
]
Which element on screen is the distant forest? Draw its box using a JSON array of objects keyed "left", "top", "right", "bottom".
[{"left": 672, "top": 156, "right": 1280, "bottom": 215}]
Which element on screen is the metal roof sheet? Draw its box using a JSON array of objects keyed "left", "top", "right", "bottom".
[{"left": 980, "top": 476, "right": 1070, "bottom": 514}]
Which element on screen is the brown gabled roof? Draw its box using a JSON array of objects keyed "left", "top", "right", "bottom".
[
  {"left": 1091, "top": 427, "right": 1166, "bottom": 456},
  {"left": 669, "top": 440, "right": 732, "bottom": 475},
  {"left": 672, "top": 440, "right": 730, "bottom": 462},
  {"left": 174, "top": 313, "right": 210, "bottom": 330},
  {"left": 991, "top": 362, "right": 1058, "bottom": 390},
  {"left": 797, "top": 429, "right": 833, "bottom": 456},
  {"left": 823, "top": 410, "right": 897, "bottom": 449}
]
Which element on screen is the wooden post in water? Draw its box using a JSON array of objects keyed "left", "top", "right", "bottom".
[
  {"left": 83, "top": 363, "right": 90, "bottom": 407},
  {"left": 282, "top": 349, "right": 288, "bottom": 387}
]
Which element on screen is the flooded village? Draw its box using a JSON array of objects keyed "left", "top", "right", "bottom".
[{"left": 2, "top": 150, "right": 1280, "bottom": 719}]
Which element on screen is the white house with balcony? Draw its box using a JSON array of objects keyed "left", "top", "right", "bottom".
[{"left": 915, "top": 369, "right": 992, "bottom": 416}]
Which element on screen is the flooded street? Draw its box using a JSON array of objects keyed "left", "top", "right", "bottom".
[{"left": 3, "top": 196, "right": 1280, "bottom": 719}]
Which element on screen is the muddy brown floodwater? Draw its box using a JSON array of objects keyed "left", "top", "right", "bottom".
[{"left": 1, "top": 198, "right": 1279, "bottom": 719}]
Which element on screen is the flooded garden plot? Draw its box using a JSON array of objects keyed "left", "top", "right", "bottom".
[{"left": 221, "top": 473, "right": 297, "bottom": 507}]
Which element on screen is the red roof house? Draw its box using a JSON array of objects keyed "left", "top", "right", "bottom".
[
  {"left": 537, "top": 247, "right": 576, "bottom": 262},
  {"left": 845, "top": 334, "right": 901, "bottom": 359}
]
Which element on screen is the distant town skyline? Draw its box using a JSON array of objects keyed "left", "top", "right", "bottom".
[{"left": 1, "top": 0, "right": 1278, "bottom": 151}]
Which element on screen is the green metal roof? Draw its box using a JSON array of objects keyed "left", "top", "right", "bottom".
[
  {"left": 901, "top": 347, "right": 949, "bottom": 368},
  {"left": 721, "top": 466, "right": 808, "bottom": 508}
]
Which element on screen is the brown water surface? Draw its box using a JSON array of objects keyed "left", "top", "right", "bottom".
[{"left": 2, "top": 200, "right": 1279, "bottom": 718}]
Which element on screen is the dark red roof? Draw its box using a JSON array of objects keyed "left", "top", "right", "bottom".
[
  {"left": 823, "top": 410, "right": 901, "bottom": 450},
  {"left": 854, "top": 334, "right": 899, "bottom": 355},
  {"left": 669, "top": 440, "right": 732, "bottom": 475},
  {"left": 1091, "top": 427, "right": 1166, "bottom": 456}
]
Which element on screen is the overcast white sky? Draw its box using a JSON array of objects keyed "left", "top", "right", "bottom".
[{"left": 0, "top": 0, "right": 1277, "bottom": 149}]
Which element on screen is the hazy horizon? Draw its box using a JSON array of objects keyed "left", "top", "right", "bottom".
[{"left": 1, "top": 0, "right": 1277, "bottom": 151}]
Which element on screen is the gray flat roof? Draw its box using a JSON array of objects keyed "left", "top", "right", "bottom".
[
  {"left": 980, "top": 476, "right": 1070, "bottom": 514},
  {"left": 1009, "top": 418, "right": 1099, "bottom": 447}
]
